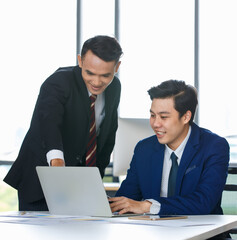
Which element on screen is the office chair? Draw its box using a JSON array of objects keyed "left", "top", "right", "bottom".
[
  {"left": 221, "top": 167, "right": 237, "bottom": 239},
  {"left": 222, "top": 135, "right": 237, "bottom": 239}
]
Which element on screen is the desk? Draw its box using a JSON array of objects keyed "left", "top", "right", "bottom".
[{"left": 0, "top": 213, "right": 237, "bottom": 240}]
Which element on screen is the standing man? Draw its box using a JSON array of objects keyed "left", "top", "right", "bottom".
[
  {"left": 4, "top": 35, "right": 123, "bottom": 211},
  {"left": 110, "top": 80, "right": 229, "bottom": 216}
]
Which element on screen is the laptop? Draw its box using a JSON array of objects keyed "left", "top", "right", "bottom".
[{"left": 36, "top": 166, "right": 140, "bottom": 217}]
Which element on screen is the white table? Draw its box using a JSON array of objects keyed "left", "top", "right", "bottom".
[{"left": 0, "top": 213, "right": 237, "bottom": 240}]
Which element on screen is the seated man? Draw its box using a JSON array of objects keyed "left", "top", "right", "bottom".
[{"left": 110, "top": 80, "right": 229, "bottom": 216}]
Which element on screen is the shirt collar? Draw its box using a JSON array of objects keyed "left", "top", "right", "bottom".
[
  {"left": 165, "top": 125, "right": 192, "bottom": 160},
  {"left": 87, "top": 89, "right": 104, "bottom": 99}
]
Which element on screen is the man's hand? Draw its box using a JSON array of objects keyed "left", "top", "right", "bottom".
[
  {"left": 109, "top": 196, "right": 151, "bottom": 215},
  {"left": 50, "top": 158, "right": 65, "bottom": 166}
]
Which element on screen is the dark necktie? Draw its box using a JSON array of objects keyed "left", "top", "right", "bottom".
[
  {"left": 86, "top": 95, "right": 97, "bottom": 166},
  {"left": 168, "top": 152, "right": 178, "bottom": 197}
]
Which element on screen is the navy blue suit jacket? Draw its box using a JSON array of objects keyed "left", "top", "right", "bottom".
[{"left": 116, "top": 123, "right": 229, "bottom": 215}]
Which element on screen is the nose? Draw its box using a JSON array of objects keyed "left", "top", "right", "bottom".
[
  {"left": 151, "top": 116, "right": 162, "bottom": 128},
  {"left": 92, "top": 76, "right": 101, "bottom": 86}
]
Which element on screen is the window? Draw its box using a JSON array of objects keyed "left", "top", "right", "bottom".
[
  {"left": 119, "top": 0, "right": 195, "bottom": 118},
  {"left": 0, "top": 0, "right": 76, "bottom": 211},
  {"left": 199, "top": 0, "right": 237, "bottom": 136},
  {"left": 0, "top": 0, "right": 77, "bottom": 161},
  {"left": 79, "top": 0, "right": 115, "bottom": 49}
]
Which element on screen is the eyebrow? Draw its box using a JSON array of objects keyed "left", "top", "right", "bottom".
[
  {"left": 85, "top": 69, "right": 111, "bottom": 77},
  {"left": 150, "top": 109, "right": 171, "bottom": 115},
  {"left": 85, "top": 70, "right": 95, "bottom": 75}
]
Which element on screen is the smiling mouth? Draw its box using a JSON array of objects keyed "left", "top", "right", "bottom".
[
  {"left": 91, "top": 85, "right": 102, "bottom": 90},
  {"left": 156, "top": 131, "right": 165, "bottom": 136}
]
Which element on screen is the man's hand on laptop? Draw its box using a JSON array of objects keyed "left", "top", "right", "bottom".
[
  {"left": 109, "top": 196, "right": 151, "bottom": 215},
  {"left": 50, "top": 158, "right": 65, "bottom": 167}
]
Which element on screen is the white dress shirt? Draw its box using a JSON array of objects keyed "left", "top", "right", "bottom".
[
  {"left": 147, "top": 126, "right": 191, "bottom": 214},
  {"left": 46, "top": 91, "right": 105, "bottom": 165}
]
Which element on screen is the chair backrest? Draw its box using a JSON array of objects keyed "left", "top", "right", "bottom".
[
  {"left": 222, "top": 167, "right": 237, "bottom": 215},
  {"left": 221, "top": 167, "right": 237, "bottom": 238},
  {"left": 220, "top": 135, "right": 237, "bottom": 238}
]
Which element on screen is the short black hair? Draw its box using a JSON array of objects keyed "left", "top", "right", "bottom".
[
  {"left": 81, "top": 35, "right": 123, "bottom": 63},
  {"left": 148, "top": 80, "right": 198, "bottom": 124}
]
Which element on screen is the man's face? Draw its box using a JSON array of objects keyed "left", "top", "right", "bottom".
[
  {"left": 149, "top": 98, "right": 191, "bottom": 150},
  {"left": 78, "top": 50, "right": 121, "bottom": 95}
]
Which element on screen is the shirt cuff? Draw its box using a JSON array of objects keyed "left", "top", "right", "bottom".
[
  {"left": 146, "top": 199, "right": 161, "bottom": 214},
  {"left": 46, "top": 149, "right": 64, "bottom": 166}
]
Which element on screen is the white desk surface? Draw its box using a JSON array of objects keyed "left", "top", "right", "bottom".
[{"left": 0, "top": 213, "right": 237, "bottom": 240}]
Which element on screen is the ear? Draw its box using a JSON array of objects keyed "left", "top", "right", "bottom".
[
  {"left": 77, "top": 55, "right": 82, "bottom": 68},
  {"left": 183, "top": 110, "right": 192, "bottom": 124},
  {"left": 115, "top": 61, "right": 121, "bottom": 73}
]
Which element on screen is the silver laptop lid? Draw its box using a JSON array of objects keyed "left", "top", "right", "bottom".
[{"left": 36, "top": 166, "right": 113, "bottom": 217}]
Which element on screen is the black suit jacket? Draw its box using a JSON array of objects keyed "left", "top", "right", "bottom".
[{"left": 4, "top": 66, "right": 121, "bottom": 203}]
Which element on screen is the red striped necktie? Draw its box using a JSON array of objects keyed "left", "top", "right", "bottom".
[{"left": 86, "top": 94, "right": 97, "bottom": 166}]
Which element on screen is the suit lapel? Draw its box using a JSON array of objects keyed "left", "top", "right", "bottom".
[
  {"left": 176, "top": 123, "right": 200, "bottom": 194},
  {"left": 151, "top": 141, "right": 165, "bottom": 199},
  {"left": 73, "top": 66, "right": 91, "bottom": 118}
]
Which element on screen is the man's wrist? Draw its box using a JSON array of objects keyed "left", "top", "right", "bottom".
[
  {"left": 145, "top": 199, "right": 161, "bottom": 214},
  {"left": 143, "top": 200, "right": 152, "bottom": 213},
  {"left": 46, "top": 149, "right": 64, "bottom": 165},
  {"left": 50, "top": 158, "right": 65, "bottom": 166}
]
